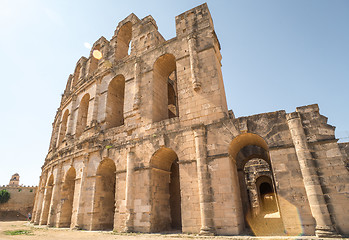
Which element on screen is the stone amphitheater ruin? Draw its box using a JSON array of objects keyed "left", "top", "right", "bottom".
[{"left": 32, "top": 3, "right": 349, "bottom": 237}]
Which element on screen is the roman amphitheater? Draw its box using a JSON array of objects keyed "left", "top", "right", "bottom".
[{"left": 32, "top": 3, "right": 349, "bottom": 237}]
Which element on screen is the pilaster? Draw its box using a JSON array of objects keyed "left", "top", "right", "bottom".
[
  {"left": 287, "top": 112, "right": 338, "bottom": 237},
  {"left": 192, "top": 125, "right": 215, "bottom": 235}
]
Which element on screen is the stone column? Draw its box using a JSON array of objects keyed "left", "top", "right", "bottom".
[
  {"left": 73, "top": 153, "right": 89, "bottom": 229},
  {"left": 39, "top": 184, "right": 53, "bottom": 225},
  {"left": 67, "top": 94, "right": 78, "bottom": 136},
  {"left": 124, "top": 147, "right": 135, "bottom": 232},
  {"left": 193, "top": 125, "right": 215, "bottom": 235},
  {"left": 31, "top": 175, "right": 42, "bottom": 223},
  {"left": 287, "top": 112, "right": 337, "bottom": 237},
  {"left": 34, "top": 186, "right": 45, "bottom": 224},
  {"left": 187, "top": 34, "right": 201, "bottom": 91},
  {"left": 47, "top": 163, "right": 63, "bottom": 226},
  {"left": 133, "top": 58, "right": 142, "bottom": 110},
  {"left": 91, "top": 78, "right": 101, "bottom": 126}
]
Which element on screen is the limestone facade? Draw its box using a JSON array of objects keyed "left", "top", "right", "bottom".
[{"left": 32, "top": 4, "right": 349, "bottom": 237}]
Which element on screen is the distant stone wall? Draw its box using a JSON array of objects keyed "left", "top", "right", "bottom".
[{"left": 0, "top": 186, "right": 37, "bottom": 218}]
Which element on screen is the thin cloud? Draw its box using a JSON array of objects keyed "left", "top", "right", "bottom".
[{"left": 84, "top": 42, "right": 92, "bottom": 50}]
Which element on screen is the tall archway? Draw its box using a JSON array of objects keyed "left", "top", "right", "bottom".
[
  {"left": 58, "top": 110, "right": 69, "bottom": 145},
  {"left": 58, "top": 167, "right": 76, "bottom": 228},
  {"left": 41, "top": 174, "right": 54, "bottom": 225},
  {"left": 256, "top": 176, "right": 277, "bottom": 213},
  {"left": 150, "top": 147, "right": 182, "bottom": 232},
  {"left": 115, "top": 22, "right": 132, "bottom": 60},
  {"left": 152, "top": 54, "right": 178, "bottom": 122},
  {"left": 75, "top": 94, "right": 90, "bottom": 138},
  {"left": 89, "top": 44, "right": 101, "bottom": 74},
  {"left": 72, "top": 64, "right": 81, "bottom": 88},
  {"left": 228, "top": 133, "right": 282, "bottom": 235},
  {"left": 92, "top": 159, "right": 116, "bottom": 230},
  {"left": 106, "top": 75, "right": 125, "bottom": 129}
]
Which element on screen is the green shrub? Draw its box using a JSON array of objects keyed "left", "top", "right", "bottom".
[
  {"left": 0, "top": 189, "right": 10, "bottom": 203},
  {"left": 4, "top": 230, "right": 32, "bottom": 235}
]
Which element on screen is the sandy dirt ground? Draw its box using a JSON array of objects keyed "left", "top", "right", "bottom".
[{"left": 0, "top": 221, "right": 347, "bottom": 240}]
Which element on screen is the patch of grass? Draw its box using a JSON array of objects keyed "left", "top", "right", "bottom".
[{"left": 4, "top": 229, "right": 33, "bottom": 235}]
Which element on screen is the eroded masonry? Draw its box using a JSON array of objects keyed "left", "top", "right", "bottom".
[{"left": 32, "top": 4, "right": 349, "bottom": 237}]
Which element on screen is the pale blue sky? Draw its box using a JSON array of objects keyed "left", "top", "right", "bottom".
[{"left": 0, "top": 0, "right": 348, "bottom": 186}]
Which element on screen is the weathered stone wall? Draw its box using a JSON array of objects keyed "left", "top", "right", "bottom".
[
  {"left": 0, "top": 186, "right": 37, "bottom": 218},
  {"left": 339, "top": 142, "right": 349, "bottom": 169},
  {"left": 32, "top": 3, "right": 349, "bottom": 237}
]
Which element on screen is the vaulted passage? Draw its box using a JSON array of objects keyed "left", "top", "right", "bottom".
[
  {"left": 150, "top": 148, "right": 182, "bottom": 232},
  {"left": 106, "top": 75, "right": 125, "bottom": 129},
  {"left": 92, "top": 159, "right": 116, "bottom": 230},
  {"left": 41, "top": 174, "right": 54, "bottom": 225},
  {"left": 257, "top": 176, "right": 277, "bottom": 213},
  {"left": 75, "top": 94, "right": 90, "bottom": 138},
  {"left": 58, "top": 167, "right": 76, "bottom": 228},
  {"left": 229, "top": 133, "right": 283, "bottom": 236},
  {"left": 152, "top": 54, "right": 178, "bottom": 122}
]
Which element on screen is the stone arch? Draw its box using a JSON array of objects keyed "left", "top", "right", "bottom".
[
  {"left": 75, "top": 93, "right": 90, "bottom": 138},
  {"left": 115, "top": 22, "right": 132, "bottom": 60},
  {"left": 89, "top": 44, "right": 101, "bottom": 74},
  {"left": 228, "top": 133, "right": 282, "bottom": 234},
  {"left": 58, "top": 110, "right": 69, "bottom": 145},
  {"left": 152, "top": 53, "right": 178, "bottom": 122},
  {"left": 58, "top": 167, "right": 76, "bottom": 228},
  {"left": 255, "top": 176, "right": 277, "bottom": 213},
  {"left": 50, "top": 117, "right": 60, "bottom": 149},
  {"left": 72, "top": 64, "right": 81, "bottom": 88},
  {"left": 92, "top": 158, "right": 116, "bottom": 230},
  {"left": 150, "top": 147, "right": 182, "bottom": 232},
  {"left": 40, "top": 174, "right": 54, "bottom": 225},
  {"left": 106, "top": 75, "right": 125, "bottom": 129}
]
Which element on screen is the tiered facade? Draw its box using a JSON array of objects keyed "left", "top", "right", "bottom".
[{"left": 32, "top": 4, "right": 349, "bottom": 237}]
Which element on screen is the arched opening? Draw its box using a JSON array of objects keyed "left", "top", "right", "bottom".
[
  {"left": 150, "top": 148, "right": 182, "bottom": 232},
  {"left": 41, "top": 174, "right": 54, "bottom": 225},
  {"left": 152, "top": 54, "right": 178, "bottom": 122},
  {"left": 228, "top": 133, "right": 283, "bottom": 235},
  {"left": 72, "top": 64, "right": 81, "bottom": 88},
  {"left": 115, "top": 22, "right": 132, "bottom": 60},
  {"left": 58, "top": 110, "right": 69, "bottom": 145},
  {"left": 167, "top": 71, "right": 178, "bottom": 119},
  {"left": 89, "top": 44, "right": 101, "bottom": 74},
  {"left": 92, "top": 159, "right": 116, "bottom": 230},
  {"left": 50, "top": 120, "right": 59, "bottom": 149},
  {"left": 75, "top": 94, "right": 90, "bottom": 138},
  {"left": 256, "top": 176, "right": 277, "bottom": 213},
  {"left": 106, "top": 75, "right": 125, "bottom": 129},
  {"left": 58, "top": 167, "right": 76, "bottom": 228}
]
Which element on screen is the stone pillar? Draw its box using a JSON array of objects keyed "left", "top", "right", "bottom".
[
  {"left": 39, "top": 184, "right": 53, "bottom": 225},
  {"left": 31, "top": 175, "right": 42, "bottom": 223},
  {"left": 287, "top": 112, "right": 338, "bottom": 237},
  {"left": 34, "top": 186, "right": 45, "bottom": 224},
  {"left": 91, "top": 79, "right": 101, "bottom": 126},
  {"left": 67, "top": 94, "right": 78, "bottom": 136},
  {"left": 133, "top": 58, "right": 142, "bottom": 110},
  {"left": 193, "top": 125, "right": 215, "bottom": 235},
  {"left": 123, "top": 147, "right": 135, "bottom": 232},
  {"left": 73, "top": 153, "right": 89, "bottom": 229},
  {"left": 187, "top": 34, "right": 201, "bottom": 91},
  {"left": 47, "top": 163, "right": 63, "bottom": 226}
]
